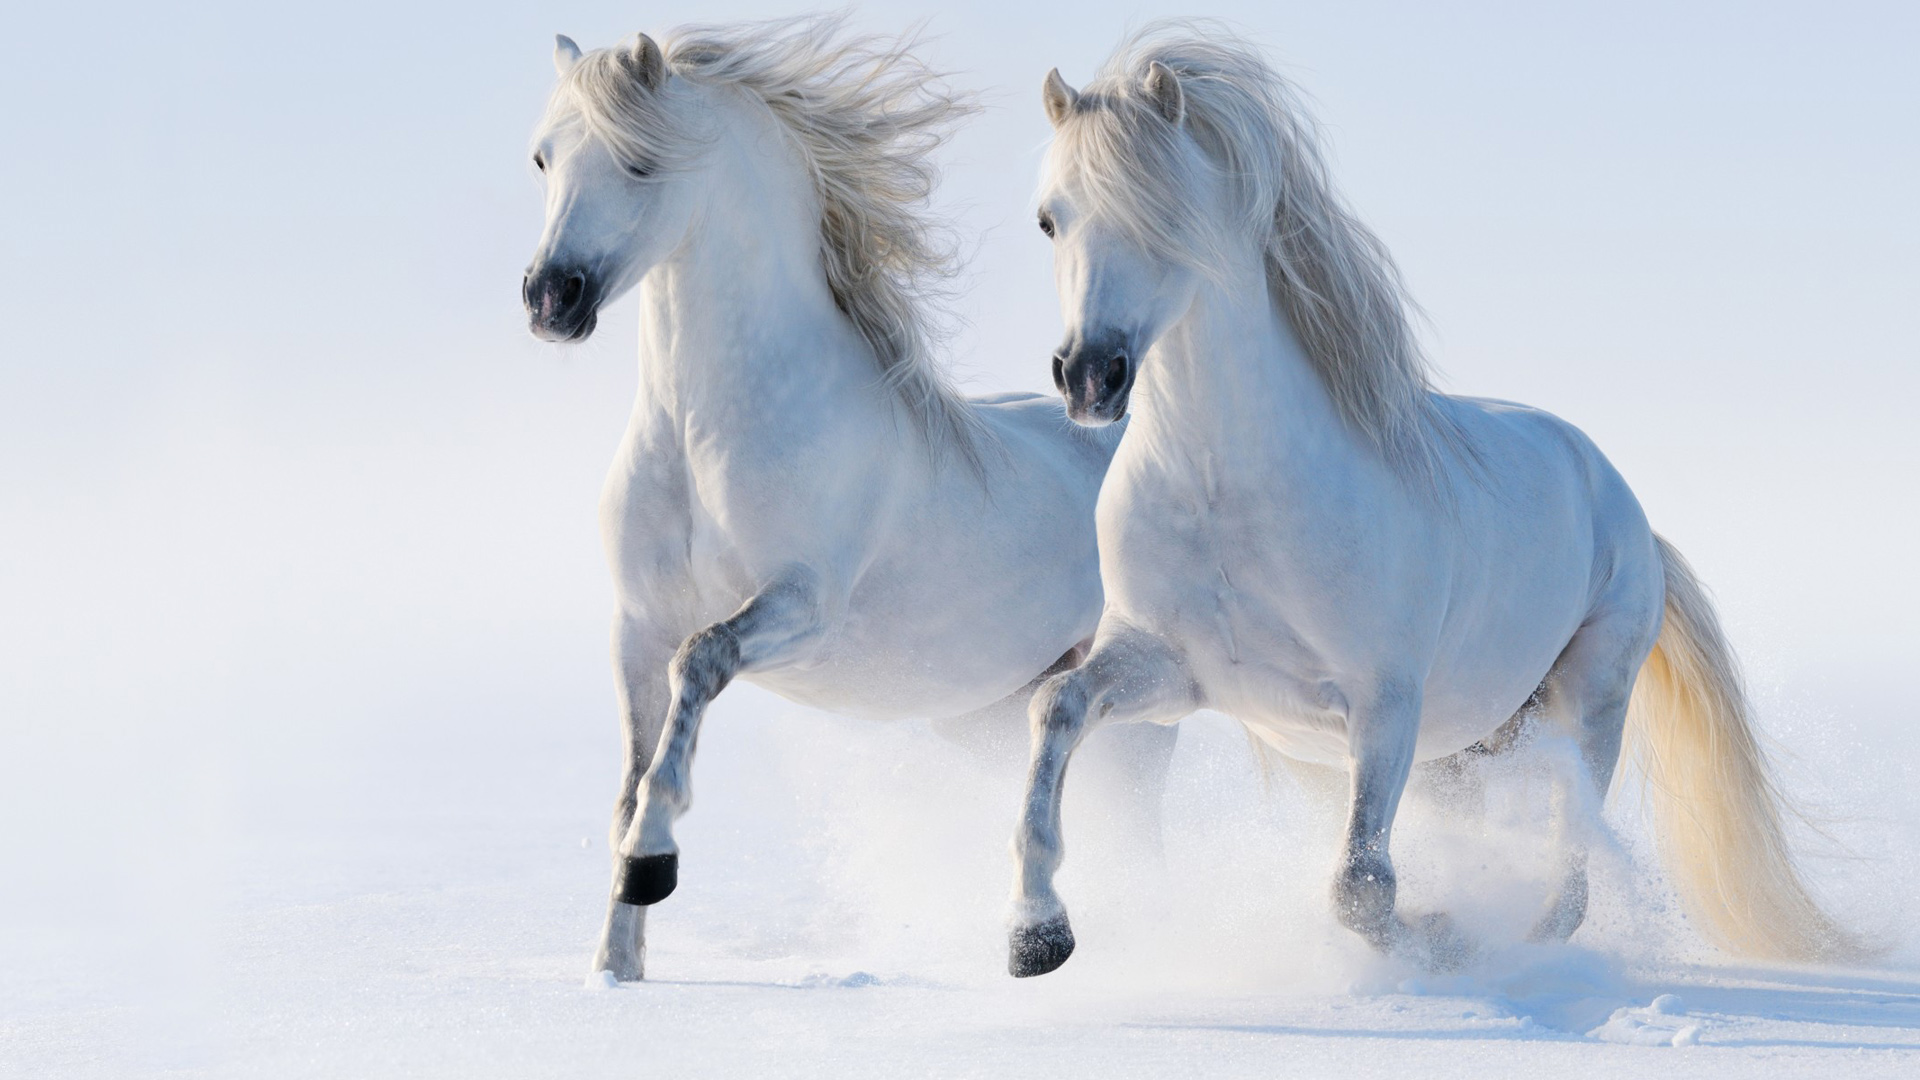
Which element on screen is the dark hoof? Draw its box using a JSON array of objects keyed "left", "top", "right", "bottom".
[
  {"left": 615, "top": 853, "right": 678, "bottom": 906},
  {"left": 1527, "top": 875, "right": 1590, "bottom": 944},
  {"left": 1526, "top": 905, "right": 1586, "bottom": 945},
  {"left": 1406, "top": 911, "right": 1476, "bottom": 972},
  {"left": 1009, "top": 914, "right": 1075, "bottom": 978}
]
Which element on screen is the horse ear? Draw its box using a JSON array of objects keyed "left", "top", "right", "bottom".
[
  {"left": 624, "top": 33, "right": 667, "bottom": 92},
  {"left": 1144, "top": 61, "right": 1184, "bottom": 125},
  {"left": 554, "top": 35, "right": 582, "bottom": 76},
  {"left": 1042, "top": 68, "right": 1080, "bottom": 128}
]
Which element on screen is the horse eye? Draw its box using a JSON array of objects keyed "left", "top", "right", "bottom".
[
  {"left": 625, "top": 162, "right": 653, "bottom": 180},
  {"left": 533, "top": 153, "right": 546, "bottom": 173},
  {"left": 1038, "top": 212, "right": 1056, "bottom": 238}
]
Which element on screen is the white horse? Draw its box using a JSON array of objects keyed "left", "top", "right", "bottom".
[
  {"left": 1007, "top": 24, "right": 1861, "bottom": 976},
  {"left": 522, "top": 18, "right": 1175, "bottom": 982}
]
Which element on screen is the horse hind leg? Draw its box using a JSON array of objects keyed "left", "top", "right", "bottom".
[{"left": 1524, "top": 613, "right": 1652, "bottom": 945}]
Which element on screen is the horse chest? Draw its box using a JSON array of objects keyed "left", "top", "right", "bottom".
[
  {"left": 1104, "top": 450, "right": 1394, "bottom": 731},
  {"left": 1107, "top": 481, "right": 1308, "bottom": 664},
  {"left": 602, "top": 422, "right": 752, "bottom": 632},
  {"left": 682, "top": 495, "right": 749, "bottom": 612}
]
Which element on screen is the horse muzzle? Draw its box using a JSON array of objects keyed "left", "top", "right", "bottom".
[
  {"left": 1052, "top": 336, "right": 1135, "bottom": 426},
  {"left": 523, "top": 263, "right": 601, "bottom": 343}
]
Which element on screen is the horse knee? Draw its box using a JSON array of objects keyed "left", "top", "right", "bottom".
[
  {"left": 669, "top": 623, "right": 741, "bottom": 699},
  {"left": 1028, "top": 671, "right": 1092, "bottom": 741}
]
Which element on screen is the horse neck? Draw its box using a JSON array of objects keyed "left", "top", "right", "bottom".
[
  {"left": 635, "top": 93, "right": 873, "bottom": 415},
  {"left": 1133, "top": 253, "right": 1350, "bottom": 468}
]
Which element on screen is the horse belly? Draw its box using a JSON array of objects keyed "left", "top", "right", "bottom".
[
  {"left": 1245, "top": 719, "right": 1353, "bottom": 767},
  {"left": 1103, "top": 496, "right": 1587, "bottom": 765},
  {"left": 754, "top": 419, "right": 1111, "bottom": 722},
  {"left": 745, "top": 555, "right": 1096, "bottom": 721},
  {"left": 1413, "top": 541, "right": 1597, "bottom": 759},
  {"left": 746, "top": 635, "right": 1031, "bottom": 721}
]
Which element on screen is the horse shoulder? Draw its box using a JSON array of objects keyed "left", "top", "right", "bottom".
[{"left": 599, "top": 408, "right": 707, "bottom": 629}]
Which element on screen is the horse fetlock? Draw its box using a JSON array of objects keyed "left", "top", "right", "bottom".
[
  {"left": 620, "top": 785, "right": 683, "bottom": 874},
  {"left": 634, "top": 764, "right": 691, "bottom": 824}
]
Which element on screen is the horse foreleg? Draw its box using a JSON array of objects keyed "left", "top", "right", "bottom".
[
  {"left": 1333, "top": 679, "right": 1423, "bottom": 954},
  {"left": 591, "top": 618, "right": 675, "bottom": 982},
  {"left": 615, "top": 575, "right": 825, "bottom": 910},
  {"left": 1008, "top": 628, "right": 1194, "bottom": 977}
]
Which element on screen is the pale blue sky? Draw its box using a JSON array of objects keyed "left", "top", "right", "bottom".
[{"left": 2, "top": 0, "right": 1915, "bottom": 836}]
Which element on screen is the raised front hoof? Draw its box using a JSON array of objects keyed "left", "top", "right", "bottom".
[
  {"left": 614, "top": 853, "right": 678, "bottom": 907},
  {"left": 1009, "top": 915, "right": 1075, "bottom": 978}
]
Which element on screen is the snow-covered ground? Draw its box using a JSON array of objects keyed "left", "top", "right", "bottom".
[
  {"left": 7, "top": 681, "right": 1916, "bottom": 1078},
  {"left": 5, "top": 5, "right": 1918, "bottom": 1076}
]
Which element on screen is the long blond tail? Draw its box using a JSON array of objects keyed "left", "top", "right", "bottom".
[{"left": 1625, "top": 535, "right": 1863, "bottom": 962}]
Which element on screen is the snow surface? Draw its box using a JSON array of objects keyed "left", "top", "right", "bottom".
[
  {"left": 5, "top": 682, "right": 1917, "bottom": 1079},
  {"left": 5, "top": 3, "right": 1917, "bottom": 1075}
]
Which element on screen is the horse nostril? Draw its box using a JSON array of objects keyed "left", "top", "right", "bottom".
[
  {"left": 1051, "top": 355, "right": 1067, "bottom": 392},
  {"left": 561, "top": 273, "right": 585, "bottom": 306},
  {"left": 522, "top": 273, "right": 533, "bottom": 305},
  {"left": 1103, "top": 355, "right": 1129, "bottom": 393}
]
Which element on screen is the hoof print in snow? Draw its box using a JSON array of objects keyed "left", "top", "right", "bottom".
[
  {"left": 1588, "top": 995, "right": 1705, "bottom": 1047},
  {"left": 1009, "top": 915, "right": 1075, "bottom": 978},
  {"left": 615, "top": 852, "right": 679, "bottom": 906}
]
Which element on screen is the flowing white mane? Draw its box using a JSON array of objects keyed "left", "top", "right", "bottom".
[
  {"left": 549, "top": 16, "right": 984, "bottom": 462},
  {"left": 1050, "top": 21, "right": 1464, "bottom": 480}
]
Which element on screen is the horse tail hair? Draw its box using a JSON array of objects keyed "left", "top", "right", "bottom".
[{"left": 1624, "top": 534, "right": 1868, "bottom": 962}]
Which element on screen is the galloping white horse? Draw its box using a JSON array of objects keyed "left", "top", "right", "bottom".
[
  {"left": 1007, "top": 24, "right": 1860, "bottom": 976},
  {"left": 521, "top": 19, "right": 1174, "bottom": 982}
]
